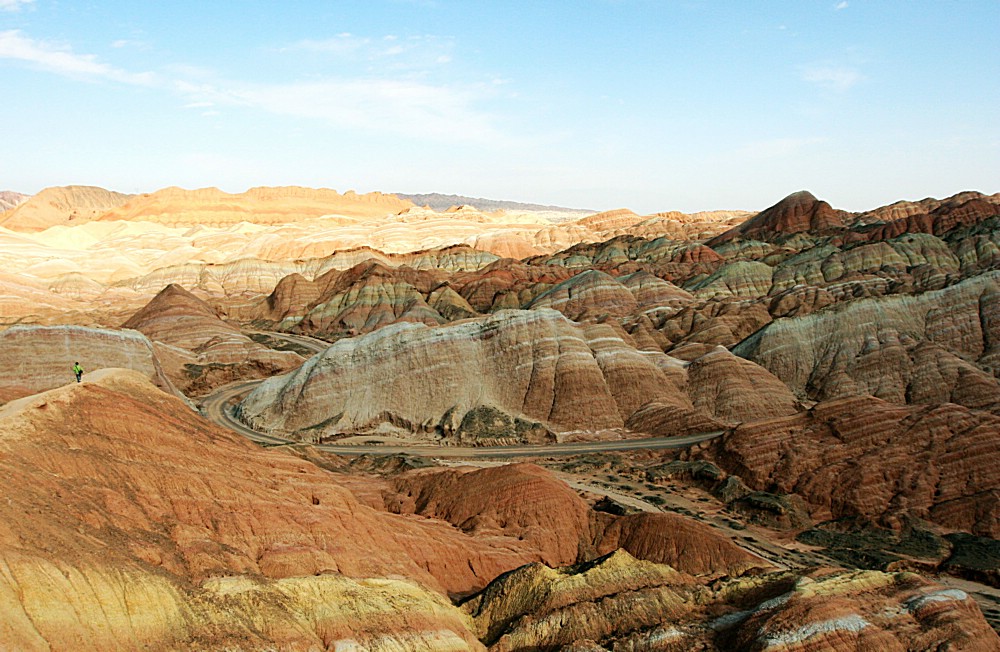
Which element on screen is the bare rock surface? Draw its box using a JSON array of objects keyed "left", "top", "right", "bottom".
[
  {"left": 463, "top": 550, "right": 999, "bottom": 651},
  {"left": 0, "top": 371, "right": 545, "bottom": 647},
  {"left": 122, "top": 283, "right": 304, "bottom": 395},
  {"left": 708, "top": 190, "right": 847, "bottom": 245},
  {"left": 389, "top": 463, "right": 762, "bottom": 580},
  {"left": 734, "top": 271, "right": 1000, "bottom": 409},
  {"left": 701, "top": 396, "right": 1000, "bottom": 537},
  {"left": 0, "top": 324, "right": 178, "bottom": 403},
  {"left": 0, "top": 371, "right": 807, "bottom": 650},
  {"left": 237, "top": 309, "right": 797, "bottom": 440}
]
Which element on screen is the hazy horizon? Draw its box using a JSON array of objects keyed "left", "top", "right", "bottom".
[{"left": 1, "top": 0, "right": 997, "bottom": 213}]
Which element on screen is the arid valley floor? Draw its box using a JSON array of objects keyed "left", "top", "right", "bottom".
[{"left": 2, "top": 185, "right": 1000, "bottom": 650}]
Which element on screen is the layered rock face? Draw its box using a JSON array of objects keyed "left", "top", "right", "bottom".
[
  {"left": 707, "top": 190, "right": 847, "bottom": 245},
  {"left": 0, "top": 324, "right": 177, "bottom": 403},
  {"left": 700, "top": 396, "right": 1000, "bottom": 537},
  {"left": 734, "top": 271, "right": 1000, "bottom": 411},
  {"left": 0, "top": 371, "right": 513, "bottom": 648},
  {"left": 0, "top": 184, "right": 746, "bottom": 327},
  {"left": 122, "top": 283, "right": 303, "bottom": 394},
  {"left": 463, "top": 550, "right": 998, "bottom": 651},
  {"left": 276, "top": 262, "right": 452, "bottom": 336},
  {"left": 237, "top": 309, "right": 798, "bottom": 441},
  {"left": 3, "top": 184, "right": 1000, "bottom": 649},
  {"left": 389, "top": 463, "right": 762, "bottom": 579},
  {"left": 526, "top": 269, "right": 639, "bottom": 319},
  {"left": 0, "top": 371, "right": 782, "bottom": 649}
]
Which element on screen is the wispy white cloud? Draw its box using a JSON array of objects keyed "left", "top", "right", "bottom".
[
  {"left": 1, "top": 28, "right": 502, "bottom": 144},
  {"left": 835, "top": 1, "right": 849, "bottom": 10},
  {"left": 0, "top": 0, "right": 33, "bottom": 12},
  {"left": 0, "top": 30, "right": 156, "bottom": 85},
  {"left": 181, "top": 77, "right": 502, "bottom": 142},
  {"left": 800, "top": 64, "right": 862, "bottom": 91}
]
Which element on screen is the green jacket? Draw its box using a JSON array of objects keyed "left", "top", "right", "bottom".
[{"left": 73, "top": 364, "right": 83, "bottom": 374}]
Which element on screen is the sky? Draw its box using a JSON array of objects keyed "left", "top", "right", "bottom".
[{"left": 1, "top": 0, "right": 997, "bottom": 213}]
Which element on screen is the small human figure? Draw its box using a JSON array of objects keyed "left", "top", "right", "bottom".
[{"left": 73, "top": 361, "right": 83, "bottom": 383}]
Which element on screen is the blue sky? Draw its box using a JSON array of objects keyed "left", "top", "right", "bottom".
[{"left": 1, "top": 1, "right": 997, "bottom": 213}]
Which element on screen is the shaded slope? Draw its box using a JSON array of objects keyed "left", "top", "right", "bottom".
[
  {"left": 237, "top": 309, "right": 798, "bottom": 441},
  {"left": 122, "top": 283, "right": 304, "bottom": 395}
]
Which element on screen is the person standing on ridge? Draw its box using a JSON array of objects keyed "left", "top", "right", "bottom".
[{"left": 73, "top": 362, "right": 83, "bottom": 383}]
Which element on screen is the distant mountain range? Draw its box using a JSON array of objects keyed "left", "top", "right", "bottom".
[
  {"left": 396, "top": 192, "right": 594, "bottom": 213},
  {"left": 0, "top": 191, "right": 28, "bottom": 212}
]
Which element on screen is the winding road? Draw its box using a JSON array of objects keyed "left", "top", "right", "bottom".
[{"left": 199, "top": 331, "right": 725, "bottom": 458}]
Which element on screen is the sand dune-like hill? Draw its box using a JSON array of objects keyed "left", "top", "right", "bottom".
[
  {"left": 0, "top": 185, "right": 132, "bottom": 232},
  {"left": 237, "top": 309, "right": 798, "bottom": 441},
  {"left": 98, "top": 185, "right": 414, "bottom": 226}
]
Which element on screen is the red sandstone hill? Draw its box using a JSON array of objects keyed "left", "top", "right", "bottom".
[
  {"left": 0, "top": 369, "right": 778, "bottom": 649},
  {"left": 0, "top": 371, "right": 995, "bottom": 649},
  {"left": 699, "top": 396, "right": 1000, "bottom": 538},
  {"left": 122, "top": 283, "right": 303, "bottom": 395},
  {"left": 707, "top": 190, "right": 847, "bottom": 245}
]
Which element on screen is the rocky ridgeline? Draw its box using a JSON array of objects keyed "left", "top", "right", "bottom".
[
  {"left": 122, "top": 283, "right": 303, "bottom": 395},
  {"left": 2, "top": 187, "right": 1000, "bottom": 648},
  {"left": 237, "top": 309, "right": 798, "bottom": 442},
  {"left": 464, "top": 550, "right": 997, "bottom": 650},
  {"left": 0, "top": 372, "right": 994, "bottom": 649}
]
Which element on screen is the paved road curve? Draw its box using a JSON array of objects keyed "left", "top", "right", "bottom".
[{"left": 199, "top": 332, "right": 725, "bottom": 458}]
